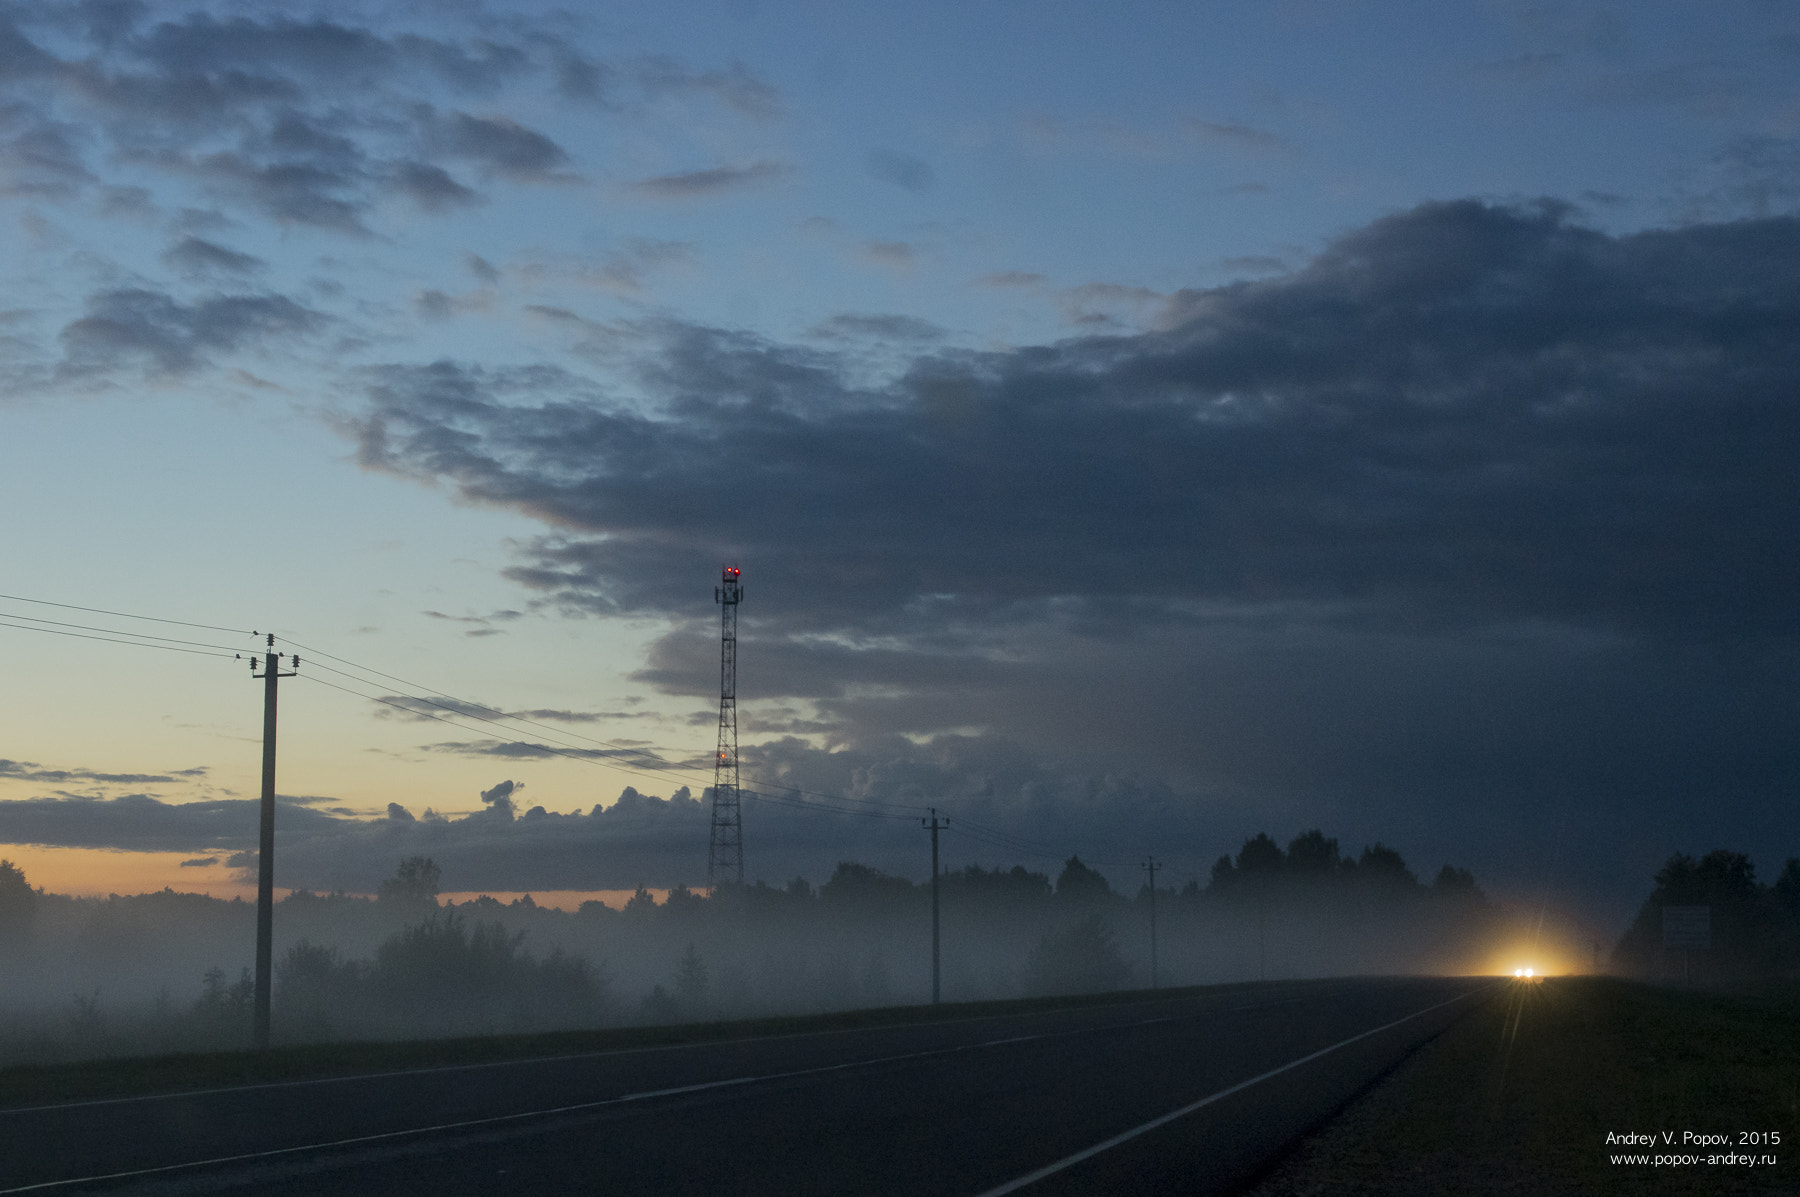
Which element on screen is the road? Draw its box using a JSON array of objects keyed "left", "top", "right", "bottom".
[{"left": 1, "top": 977, "right": 1496, "bottom": 1195}]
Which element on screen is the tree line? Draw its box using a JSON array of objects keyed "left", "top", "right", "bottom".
[
  {"left": 0, "top": 829, "right": 1509, "bottom": 1060},
  {"left": 1612, "top": 850, "right": 1800, "bottom": 982}
]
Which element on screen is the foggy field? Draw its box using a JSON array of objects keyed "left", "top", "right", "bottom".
[
  {"left": 1247, "top": 977, "right": 1800, "bottom": 1196},
  {"left": 0, "top": 844, "right": 1521, "bottom": 1067}
]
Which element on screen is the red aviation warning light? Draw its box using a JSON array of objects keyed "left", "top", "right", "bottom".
[{"left": 715, "top": 565, "right": 743, "bottom": 604}]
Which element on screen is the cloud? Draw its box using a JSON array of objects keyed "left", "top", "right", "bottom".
[
  {"left": 978, "top": 271, "right": 1046, "bottom": 288},
  {"left": 388, "top": 160, "right": 482, "bottom": 212},
  {"left": 0, "top": 759, "right": 199, "bottom": 786},
  {"left": 161, "top": 236, "right": 266, "bottom": 279},
  {"left": 0, "top": 793, "right": 346, "bottom": 853},
  {"left": 465, "top": 253, "right": 501, "bottom": 284},
  {"left": 572, "top": 238, "right": 693, "bottom": 294},
  {"left": 859, "top": 239, "right": 914, "bottom": 268},
  {"left": 480, "top": 778, "right": 521, "bottom": 817},
  {"left": 58, "top": 286, "right": 325, "bottom": 376},
  {"left": 626, "top": 160, "right": 785, "bottom": 199},
  {"left": 1681, "top": 135, "right": 1800, "bottom": 220},
  {"left": 170, "top": 150, "right": 370, "bottom": 233},
  {"left": 415, "top": 290, "right": 455, "bottom": 321},
  {"left": 1185, "top": 118, "right": 1288, "bottom": 153},
  {"left": 0, "top": 10, "right": 772, "bottom": 235},
  {"left": 343, "top": 200, "right": 1800, "bottom": 916},
  {"left": 352, "top": 200, "right": 1800, "bottom": 644},
  {"left": 0, "top": 774, "right": 1165, "bottom": 893},
  {"left": 633, "top": 57, "right": 780, "bottom": 119},
  {"left": 1216, "top": 254, "right": 1286, "bottom": 276},
  {"left": 0, "top": 107, "right": 92, "bottom": 197},
  {"left": 421, "top": 740, "right": 666, "bottom": 768},
  {"left": 807, "top": 314, "right": 946, "bottom": 342},
  {"left": 416, "top": 107, "right": 572, "bottom": 182},
  {"left": 866, "top": 149, "right": 934, "bottom": 193}
]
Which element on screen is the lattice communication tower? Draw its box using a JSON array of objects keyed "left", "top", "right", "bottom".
[{"left": 709, "top": 564, "right": 744, "bottom": 887}]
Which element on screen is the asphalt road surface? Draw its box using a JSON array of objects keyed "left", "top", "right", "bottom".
[{"left": 1, "top": 976, "right": 1496, "bottom": 1195}]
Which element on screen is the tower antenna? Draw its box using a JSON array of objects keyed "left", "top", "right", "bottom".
[{"left": 709, "top": 565, "right": 744, "bottom": 887}]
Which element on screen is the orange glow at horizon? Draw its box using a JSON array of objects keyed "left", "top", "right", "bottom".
[
  {"left": 437, "top": 889, "right": 679, "bottom": 913},
  {"left": 1, "top": 844, "right": 254, "bottom": 900},
  {"left": 0, "top": 847, "right": 688, "bottom": 914}
]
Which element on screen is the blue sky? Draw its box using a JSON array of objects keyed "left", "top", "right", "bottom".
[{"left": 1, "top": 0, "right": 1796, "bottom": 932}]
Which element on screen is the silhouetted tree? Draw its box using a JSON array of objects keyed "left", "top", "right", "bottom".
[
  {"left": 1208, "top": 854, "right": 1236, "bottom": 892},
  {"left": 639, "top": 984, "right": 680, "bottom": 1024},
  {"left": 0, "top": 859, "right": 36, "bottom": 934},
  {"left": 622, "top": 886, "right": 658, "bottom": 919},
  {"left": 819, "top": 862, "right": 916, "bottom": 911},
  {"left": 1054, "top": 856, "right": 1113, "bottom": 903},
  {"left": 1431, "top": 865, "right": 1485, "bottom": 909},
  {"left": 1285, "top": 831, "right": 1341, "bottom": 877},
  {"left": 673, "top": 943, "right": 710, "bottom": 1018},
  {"left": 663, "top": 884, "right": 707, "bottom": 922},
  {"left": 944, "top": 864, "right": 1053, "bottom": 909},
  {"left": 1614, "top": 850, "right": 1774, "bottom": 979},
  {"left": 1350, "top": 843, "right": 1420, "bottom": 898},
  {"left": 1023, "top": 915, "right": 1131, "bottom": 995},
  {"left": 192, "top": 965, "right": 254, "bottom": 1042},
  {"left": 1236, "top": 833, "right": 1285, "bottom": 880},
  {"left": 276, "top": 940, "right": 365, "bottom": 1041},
  {"left": 378, "top": 856, "right": 441, "bottom": 919}
]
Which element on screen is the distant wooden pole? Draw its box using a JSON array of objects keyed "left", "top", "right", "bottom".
[
  {"left": 1143, "top": 857, "right": 1160, "bottom": 990},
  {"left": 923, "top": 808, "right": 947, "bottom": 1004}
]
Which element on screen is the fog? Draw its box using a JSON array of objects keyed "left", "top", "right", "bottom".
[{"left": 0, "top": 831, "right": 1627, "bottom": 1067}]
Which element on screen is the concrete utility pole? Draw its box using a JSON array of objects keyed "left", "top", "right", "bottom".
[
  {"left": 244, "top": 634, "right": 296, "bottom": 1050},
  {"left": 1142, "top": 856, "right": 1160, "bottom": 991},
  {"left": 922, "top": 808, "right": 948, "bottom": 1004}
]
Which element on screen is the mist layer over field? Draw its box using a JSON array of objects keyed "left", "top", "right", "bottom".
[{"left": 0, "top": 837, "right": 1579, "bottom": 1064}]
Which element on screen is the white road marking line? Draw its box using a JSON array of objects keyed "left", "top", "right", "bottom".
[
  {"left": 1, "top": 989, "right": 1239, "bottom": 1116},
  {"left": 0, "top": 1011, "right": 1190, "bottom": 1193},
  {"left": 971, "top": 986, "right": 1489, "bottom": 1197}
]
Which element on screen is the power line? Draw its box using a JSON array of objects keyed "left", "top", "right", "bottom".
[
  {"left": 0, "top": 616, "right": 241, "bottom": 659},
  {"left": 273, "top": 634, "right": 668, "bottom": 760},
  {"left": 0, "top": 591, "right": 254, "bottom": 636},
  {"left": 280, "top": 631, "right": 931, "bottom": 821},
  {"left": 0, "top": 591, "right": 1141, "bottom": 862},
  {"left": 739, "top": 775, "right": 936, "bottom": 816},
  {"left": 303, "top": 672, "right": 919, "bottom": 823},
  {"left": 298, "top": 658, "right": 681, "bottom": 769},
  {"left": 0, "top": 609, "right": 255, "bottom": 654},
  {"left": 948, "top": 817, "right": 1140, "bottom": 870},
  {"left": 296, "top": 673, "right": 714, "bottom": 793},
  {"left": 745, "top": 789, "right": 918, "bottom": 821}
]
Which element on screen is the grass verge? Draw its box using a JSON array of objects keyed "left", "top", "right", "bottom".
[{"left": 1245, "top": 976, "right": 1799, "bottom": 1196}]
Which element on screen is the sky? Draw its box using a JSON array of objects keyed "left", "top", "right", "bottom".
[{"left": 0, "top": 0, "right": 1796, "bottom": 933}]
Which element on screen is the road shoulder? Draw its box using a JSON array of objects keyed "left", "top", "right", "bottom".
[{"left": 1240, "top": 977, "right": 1798, "bottom": 1197}]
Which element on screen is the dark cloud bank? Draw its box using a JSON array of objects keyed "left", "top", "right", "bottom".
[{"left": 347, "top": 200, "right": 1800, "bottom": 925}]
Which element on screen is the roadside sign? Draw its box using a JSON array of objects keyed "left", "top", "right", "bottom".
[{"left": 1662, "top": 905, "right": 1710, "bottom": 949}]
